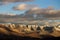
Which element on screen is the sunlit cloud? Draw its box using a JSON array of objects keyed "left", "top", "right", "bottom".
[
  {"left": 31, "top": 7, "right": 40, "bottom": 11},
  {"left": 13, "top": 3, "right": 38, "bottom": 10},
  {"left": 13, "top": 5, "right": 60, "bottom": 18}
]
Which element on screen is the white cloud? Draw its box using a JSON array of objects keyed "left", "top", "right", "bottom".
[{"left": 13, "top": 3, "right": 38, "bottom": 10}]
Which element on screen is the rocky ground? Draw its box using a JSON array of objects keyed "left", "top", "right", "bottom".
[{"left": 0, "top": 24, "right": 60, "bottom": 40}]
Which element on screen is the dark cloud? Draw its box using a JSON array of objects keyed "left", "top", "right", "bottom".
[
  {"left": 0, "top": 0, "right": 34, "bottom": 2},
  {"left": 23, "top": 6, "right": 60, "bottom": 19},
  {"left": 13, "top": 5, "right": 60, "bottom": 19},
  {"left": 0, "top": 0, "right": 34, "bottom": 5},
  {"left": 0, "top": 5, "right": 60, "bottom": 20}
]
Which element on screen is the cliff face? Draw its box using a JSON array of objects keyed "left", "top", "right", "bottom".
[{"left": 0, "top": 24, "right": 60, "bottom": 39}]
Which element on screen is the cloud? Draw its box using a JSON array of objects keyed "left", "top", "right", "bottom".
[
  {"left": 48, "top": 10, "right": 57, "bottom": 14},
  {"left": 31, "top": 7, "right": 40, "bottom": 11},
  {"left": 13, "top": 5, "right": 60, "bottom": 19},
  {"left": 47, "top": 6, "right": 54, "bottom": 10},
  {"left": 25, "top": 6, "right": 55, "bottom": 14},
  {"left": 13, "top": 3, "right": 27, "bottom": 10},
  {"left": 1, "top": 4, "right": 60, "bottom": 20},
  {"left": 24, "top": 6, "right": 54, "bottom": 14},
  {"left": 13, "top": 3, "right": 38, "bottom": 10},
  {"left": 0, "top": 0, "right": 34, "bottom": 2},
  {"left": 23, "top": 6, "right": 60, "bottom": 19},
  {"left": 0, "top": 0, "right": 34, "bottom": 5}
]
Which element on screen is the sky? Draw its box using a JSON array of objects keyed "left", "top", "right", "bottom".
[{"left": 0, "top": 0, "right": 60, "bottom": 14}]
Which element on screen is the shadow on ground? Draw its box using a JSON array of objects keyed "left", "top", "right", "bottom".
[{"left": 0, "top": 34, "right": 60, "bottom": 40}]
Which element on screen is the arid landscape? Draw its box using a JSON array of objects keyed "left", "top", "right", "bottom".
[
  {"left": 0, "top": 0, "right": 60, "bottom": 40},
  {"left": 0, "top": 23, "right": 60, "bottom": 40}
]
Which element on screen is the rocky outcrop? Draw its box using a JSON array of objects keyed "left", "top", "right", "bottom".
[{"left": 0, "top": 24, "right": 60, "bottom": 38}]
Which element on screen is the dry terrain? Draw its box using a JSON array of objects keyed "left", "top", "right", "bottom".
[{"left": 0, "top": 24, "right": 60, "bottom": 40}]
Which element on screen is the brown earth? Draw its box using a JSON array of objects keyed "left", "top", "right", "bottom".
[{"left": 0, "top": 24, "right": 60, "bottom": 40}]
